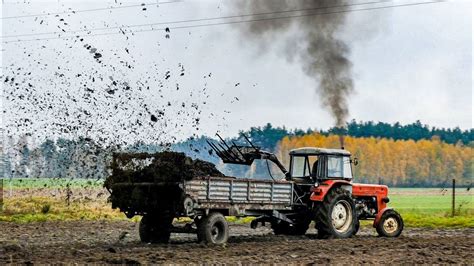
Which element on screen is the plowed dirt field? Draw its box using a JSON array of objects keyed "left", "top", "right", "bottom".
[{"left": 1, "top": 221, "right": 472, "bottom": 264}]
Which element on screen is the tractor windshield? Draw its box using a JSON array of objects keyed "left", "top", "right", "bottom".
[
  {"left": 327, "top": 156, "right": 352, "bottom": 179},
  {"left": 290, "top": 155, "right": 318, "bottom": 178}
]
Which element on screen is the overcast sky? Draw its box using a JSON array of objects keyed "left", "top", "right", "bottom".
[{"left": 0, "top": 0, "right": 472, "bottom": 145}]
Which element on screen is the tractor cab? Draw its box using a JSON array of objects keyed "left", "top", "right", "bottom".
[{"left": 288, "top": 147, "right": 353, "bottom": 182}]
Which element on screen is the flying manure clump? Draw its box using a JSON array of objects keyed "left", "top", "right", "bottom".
[{"left": 235, "top": 0, "right": 354, "bottom": 127}]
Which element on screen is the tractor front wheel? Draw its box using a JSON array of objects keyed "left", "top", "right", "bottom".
[
  {"left": 376, "top": 209, "right": 404, "bottom": 237},
  {"left": 315, "top": 187, "right": 357, "bottom": 239}
]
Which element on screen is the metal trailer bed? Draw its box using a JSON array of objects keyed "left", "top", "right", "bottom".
[{"left": 183, "top": 177, "right": 294, "bottom": 216}]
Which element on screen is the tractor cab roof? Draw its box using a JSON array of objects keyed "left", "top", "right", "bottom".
[{"left": 289, "top": 147, "right": 351, "bottom": 156}]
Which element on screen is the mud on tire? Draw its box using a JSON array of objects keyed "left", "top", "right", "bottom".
[
  {"left": 197, "top": 212, "right": 229, "bottom": 244},
  {"left": 139, "top": 213, "right": 173, "bottom": 243},
  {"left": 314, "top": 187, "right": 357, "bottom": 239}
]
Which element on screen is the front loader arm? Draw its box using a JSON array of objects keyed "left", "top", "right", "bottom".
[
  {"left": 208, "top": 134, "right": 289, "bottom": 177},
  {"left": 259, "top": 151, "right": 289, "bottom": 178}
]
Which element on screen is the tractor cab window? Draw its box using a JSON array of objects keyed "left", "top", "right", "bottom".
[
  {"left": 290, "top": 155, "right": 318, "bottom": 179},
  {"left": 327, "top": 156, "right": 352, "bottom": 179},
  {"left": 291, "top": 156, "right": 307, "bottom": 178}
]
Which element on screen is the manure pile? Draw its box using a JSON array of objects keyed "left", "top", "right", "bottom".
[{"left": 105, "top": 151, "right": 224, "bottom": 188}]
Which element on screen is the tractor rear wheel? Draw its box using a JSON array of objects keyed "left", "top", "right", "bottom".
[
  {"left": 139, "top": 213, "right": 173, "bottom": 243},
  {"left": 314, "top": 187, "right": 357, "bottom": 239},
  {"left": 197, "top": 212, "right": 229, "bottom": 244},
  {"left": 376, "top": 209, "right": 403, "bottom": 237}
]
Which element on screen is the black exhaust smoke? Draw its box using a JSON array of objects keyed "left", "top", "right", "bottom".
[{"left": 234, "top": 0, "right": 354, "bottom": 128}]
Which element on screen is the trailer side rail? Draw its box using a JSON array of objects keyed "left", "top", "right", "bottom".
[{"left": 185, "top": 178, "right": 293, "bottom": 206}]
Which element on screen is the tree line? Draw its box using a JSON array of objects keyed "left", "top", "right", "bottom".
[{"left": 329, "top": 120, "right": 473, "bottom": 145}]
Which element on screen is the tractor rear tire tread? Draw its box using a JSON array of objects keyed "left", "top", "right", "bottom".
[{"left": 314, "top": 187, "right": 356, "bottom": 239}]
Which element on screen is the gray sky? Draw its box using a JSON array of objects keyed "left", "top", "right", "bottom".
[{"left": 1, "top": 0, "right": 472, "bottom": 145}]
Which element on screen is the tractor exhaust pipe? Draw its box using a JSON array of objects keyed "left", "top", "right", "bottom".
[
  {"left": 337, "top": 125, "right": 345, "bottom": 150},
  {"left": 339, "top": 134, "right": 345, "bottom": 150}
]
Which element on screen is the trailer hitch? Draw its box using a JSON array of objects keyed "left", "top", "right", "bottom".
[{"left": 250, "top": 210, "right": 295, "bottom": 229}]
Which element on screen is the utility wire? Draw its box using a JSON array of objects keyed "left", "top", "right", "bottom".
[
  {"left": 2, "top": 0, "right": 388, "bottom": 39},
  {"left": 0, "top": 0, "right": 183, "bottom": 20},
  {"left": 2, "top": 0, "right": 446, "bottom": 44}
]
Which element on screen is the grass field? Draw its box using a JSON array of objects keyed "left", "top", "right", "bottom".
[
  {"left": 1, "top": 178, "right": 472, "bottom": 227},
  {"left": 388, "top": 188, "right": 473, "bottom": 227},
  {"left": 1, "top": 178, "right": 103, "bottom": 189}
]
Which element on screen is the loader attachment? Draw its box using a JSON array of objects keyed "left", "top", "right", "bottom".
[{"left": 208, "top": 133, "right": 289, "bottom": 178}]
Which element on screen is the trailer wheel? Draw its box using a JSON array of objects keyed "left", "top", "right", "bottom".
[
  {"left": 197, "top": 212, "right": 229, "bottom": 244},
  {"left": 139, "top": 213, "right": 173, "bottom": 243},
  {"left": 315, "top": 187, "right": 357, "bottom": 239},
  {"left": 376, "top": 209, "right": 403, "bottom": 237}
]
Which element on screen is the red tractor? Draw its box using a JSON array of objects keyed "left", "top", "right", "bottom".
[
  {"left": 274, "top": 147, "right": 403, "bottom": 238},
  {"left": 108, "top": 134, "right": 403, "bottom": 244}
]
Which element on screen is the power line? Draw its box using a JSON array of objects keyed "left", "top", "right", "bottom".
[
  {"left": 0, "top": 0, "right": 183, "bottom": 20},
  {"left": 2, "top": 0, "right": 446, "bottom": 44},
  {"left": 2, "top": 0, "right": 388, "bottom": 39}
]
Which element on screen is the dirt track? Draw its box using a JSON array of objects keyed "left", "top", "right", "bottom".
[{"left": 0, "top": 221, "right": 472, "bottom": 264}]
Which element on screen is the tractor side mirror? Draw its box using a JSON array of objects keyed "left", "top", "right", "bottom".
[{"left": 351, "top": 158, "right": 359, "bottom": 166}]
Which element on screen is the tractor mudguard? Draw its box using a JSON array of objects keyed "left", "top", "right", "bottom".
[
  {"left": 373, "top": 207, "right": 393, "bottom": 228},
  {"left": 310, "top": 180, "right": 352, "bottom": 202}
]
